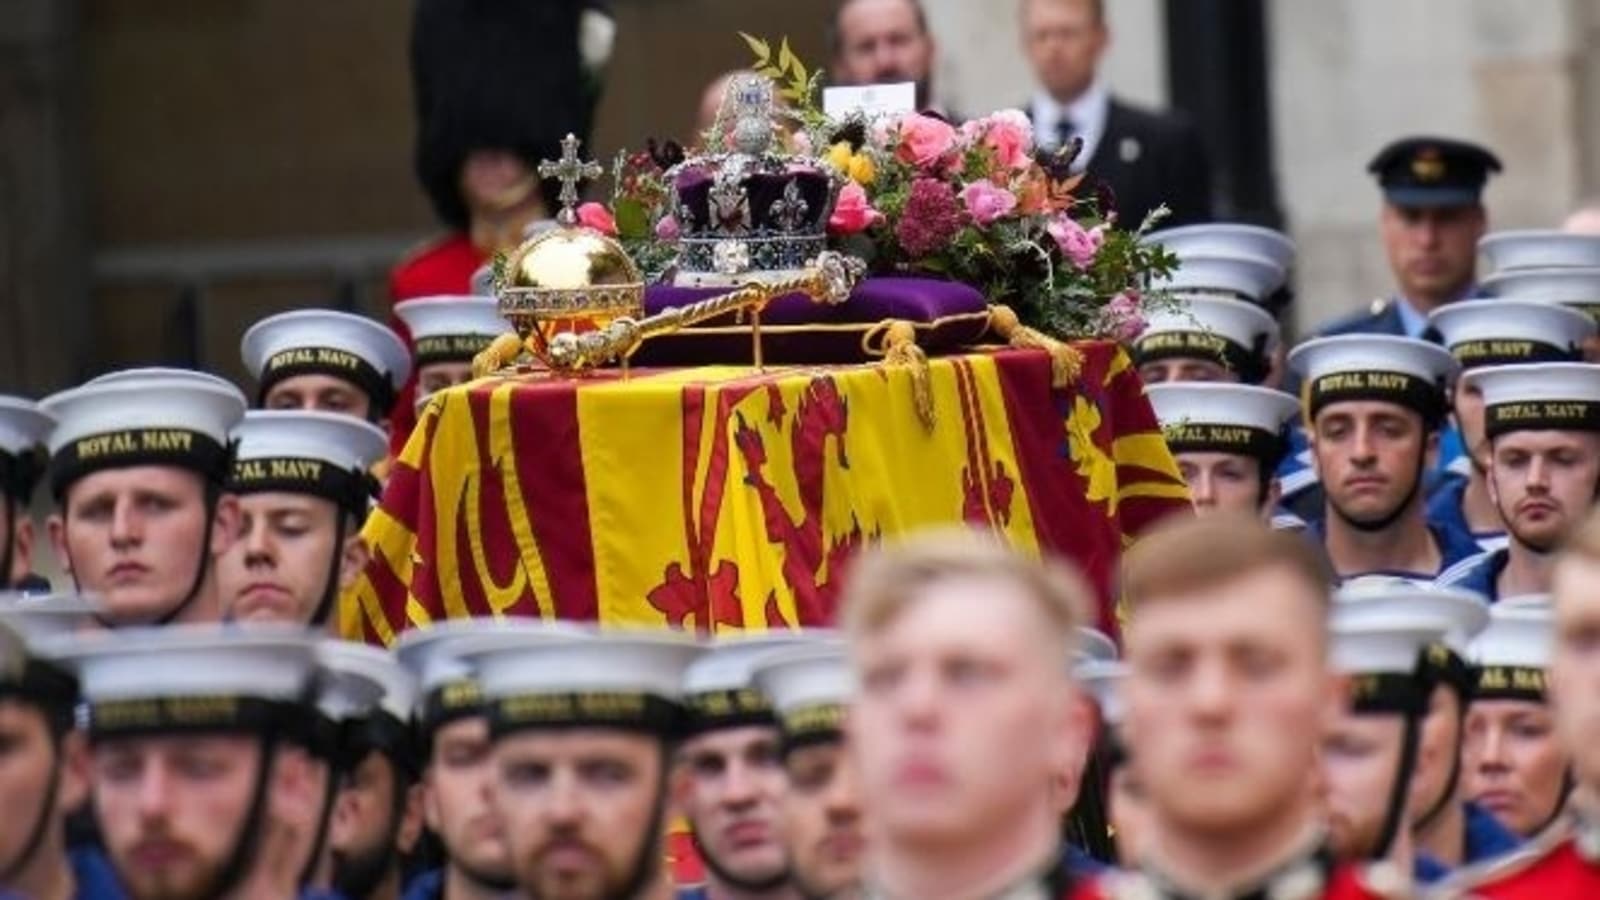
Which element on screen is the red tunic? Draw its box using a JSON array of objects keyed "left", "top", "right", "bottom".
[
  {"left": 386, "top": 233, "right": 486, "bottom": 454},
  {"left": 1442, "top": 819, "right": 1599, "bottom": 899}
]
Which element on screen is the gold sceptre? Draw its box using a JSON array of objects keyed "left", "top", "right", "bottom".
[{"left": 544, "top": 251, "right": 867, "bottom": 373}]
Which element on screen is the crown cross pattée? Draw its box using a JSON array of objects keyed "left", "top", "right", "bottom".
[{"left": 539, "top": 133, "right": 604, "bottom": 226}]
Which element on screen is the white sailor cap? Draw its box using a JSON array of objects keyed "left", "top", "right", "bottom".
[
  {"left": 1133, "top": 296, "right": 1280, "bottom": 383},
  {"left": 1468, "top": 600, "right": 1552, "bottom": 702},
  {"left": 1287, "top": 335, "right": 1458, "bottom": 424},
  {"left": 87, "top": 367, "right": 240, "bottom": 393},
  {"left": 1479, "top": 231, "right": 1600, "bottom": 273},
  {"left": 44, "top": 624, "right": 317, "bottom": 738},
  {"left": 394, "top": 296, "right": 514, "bottom": 366},
  {"left": 0, "top": 592, "right": 98, "bottom": 645},
  {"left": 1076, "top": 627, "right": 1118, "bottom": 664},
  {"left": 395, "top": 618, "right": 590, "bottom": 731},
  {"left": 1145, "top": 224, "right": 1296, "bottom": 272},
  {"left": 1073, "top": 659, "right": 1125, "bottom": 726},
  {"left": 314, "top": 655, "right": 385, "bottom": 724},
  {"left": 1147, "top": 383, "right": 1298, "bottom": 463},
  {"left": 1334, "top": 577, "right": 1490, "bottom": 655},
  {"left": 0, "top": 617, "right": 29, "bottom": 684},
  {"left": 228, "top": 410, "right": 387, "bottom": 515},
  {"left": 1461, "top": 362, "right": 1600, "bottom": 439},
  {"left": 470, "top": 264, "right": 496, "bottom": 297},
  {"left": 749, "top": 640, "right": 854, "bottom": 747},
  {"left": 1481, "top": 267, "right": 1600, "bottom": 320},
  {"left": 1149, "top": 252, "right": 1286, "bottom": 303},
  {"left": 318, "top": 640, "right": 417, "bottom": 724},
  {"left": 459, "top": 630, "right": 702, "bottom": 738},
  {"left": 240, "top": 309, "right": 411, "bottom": 414},
  {"left": 683, "top": 632, "right": 816, "bottom": 733},
  {"left": 40, "top": 374, "right": 247, "bottom": 498},
  {"left": 0, "top": 397, "right": 52, "bottom": 499},
  {"left": 1428, "top": 300, "right": 1594, "bottom": 370},
  {"left": 1331, "top": 619, "right": 1443, "bottom": 715}
]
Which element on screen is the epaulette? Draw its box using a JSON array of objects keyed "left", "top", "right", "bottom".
[
  {"left": 1370, "top": 297, "right": 1391, "bottom": 316},
  {"left": 1428, "top": 814, "right": 1572, "bottom": 898},
  {"left": 1355, "top": 861, "right": 1412, "bottom": 899}
]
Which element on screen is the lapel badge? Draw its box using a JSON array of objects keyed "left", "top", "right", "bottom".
[{"left": 1120, "top": 137, "right": 1142, "bottom": 164}]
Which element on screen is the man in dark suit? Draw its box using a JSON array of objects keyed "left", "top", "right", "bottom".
[
  {"left": 1020, "top": 0, "right": 1212, "bottom": 228},
  {"left": 1314, "top": 137, "right": 1502, "bottom": 338}
]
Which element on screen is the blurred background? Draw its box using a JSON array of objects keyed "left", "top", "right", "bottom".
[{"left": 4, "top": 0, "right": 1600, "bottom": 395}]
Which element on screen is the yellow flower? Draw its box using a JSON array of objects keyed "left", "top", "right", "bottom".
[
  {"left": 827, "top": 142, "right": 854, "bottom": 174},
  {"left": 848, "top": 153, "right": 876, "bottom": 185}
]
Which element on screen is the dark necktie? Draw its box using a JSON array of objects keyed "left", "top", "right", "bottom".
[{"left": 1054, "top": 116, "right": 1077, "bottom": 151}]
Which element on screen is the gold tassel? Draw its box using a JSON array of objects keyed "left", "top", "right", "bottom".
[
  {"left": 876, "top": 320, "right": 936, "bottom": 431},
  {"left": 987, "top": 305, "right": 1084, "bottom": 389},
  {"left": 473, "top": 333, "right": 527, "bottom": 379}
]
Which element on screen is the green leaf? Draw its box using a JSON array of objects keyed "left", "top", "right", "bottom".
[
  {"left": 778, "top": 37, "right": 798, "bottom": 75},
  {"left": 739, "top": 32, "right": 772, "bottom": 66},
  {"left": 613, "top": 197, "right": 650, "bottom": 241}
]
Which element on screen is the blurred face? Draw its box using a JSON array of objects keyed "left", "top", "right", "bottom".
[
  {"left": 1321, "top": 712, "right": 1408, "bottom": 859},
  {"left": 1107, "top": 764, "right": 1150, "bottom": 867},
  {"left": 1020, "top": 0, "right": 1107, "bottom": 103},
  {"left": 49, "top": 466, "right": 234, "bottom": 626},
  {"left": 1, "top": 500, "right": 34, "bottom": 586},
  {"left": 1407, "top": 685, "right": 1463, "bottom": 830},
  {"left": 1138, "top": 358, "right": 1235, "bottom": 385},
  {"left": 425, "top": 717, "right": 513, "bottom": 888},
  {"left": 1123, "top": 565, "right": 1333, "bottom": 837},
  {"left": 263, "top": 375, "right": 373, "bottom": 420},
  {"left": 0, "top": 702, "right": 77, "bottom": 879},
  {"left": 850, "top": 575, "right": 1082, "bottom": 848},
  {"left": 1464, "top": 700, "right": 1567, "bottom": 837},
  {"left": 675, "top": 726, "right": 789, "bottom": 890},
  {"left": 417, "top": 362, "right": 475, "bottom": 399},
  {"left": 460, "top": 149, "right": 538, "bottom": 214},
  {"left": 329, "top": 751, "right": 406, "bottom": 897},
  {"left": 1178, "top": 453, "right": 1270, "bottom": 517},
  {"left": 782, "top": 742, "right": 865, "bottom": 900},
  {"left": 1453, "top": 381, "right": 1488, "bottom": 473},
  {"left": 1552, "top": 556, "right": 1600, "bottom": 788},
  {"left": 94, "top": 735, "right": 264, "bottom": 900},
  {"left": 832, "top": 0, "right": 934, "bottom": 94},
  {"left": 1311, "top": 403, "right": 1434, "bottom": 529},
  {"left": 1379, "top": 203, "right": 1485, "bottom": 304},
  {"left": 217, "top": 493, "right": 343, "bottom": 624},
  {"left": 1489, "top": 431, "right": 1600, "bottom": 554},
  {"left": 493, "top": 729, "right": 664, "bottom": 900}
]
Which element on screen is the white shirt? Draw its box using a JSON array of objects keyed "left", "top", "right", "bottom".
[{"left": 1031, "top": 80, "right": 1110, "bottom": 173}]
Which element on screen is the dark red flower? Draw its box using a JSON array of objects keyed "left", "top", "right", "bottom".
[{"left": 895, "top": 178, "right": 963, "bottom": 258}]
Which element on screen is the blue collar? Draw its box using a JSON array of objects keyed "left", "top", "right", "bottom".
[
  {"left": 69, "top": 846, "right": 125, "bottom": 900},
  {"left": 400, "top": 868, "right": 444, "bottom": 900},
  {"left": 1463, "top": 800, "right": 1523, "bottom": 863}
]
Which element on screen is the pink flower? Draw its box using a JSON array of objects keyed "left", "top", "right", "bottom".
[
  {"left": 576, "top": 202, "right": 617, "bottom": 236},
  {"left": 896, "top": 178, "right": 964, "bottom": 258},
  {"left": 1048, "top": 215, "right": 1105, "bottom": 269},
  {"left": 654, "top": 215, "right": 681, "bottom": 241},
  {"left": 981, "top": 110, "right": 1035, "bottom": 170},
  {"left": 960, "top": 180, "right": 1018, "bottom": 225},
  {"left": 828, "top": 181, "right": 883, "bottom": 235},
  {"left": 895, "top": 113, "right": 959, "bottom": 172},
  {"left": 1102, "top": 291, "right": 1147, "bottom": 342}
]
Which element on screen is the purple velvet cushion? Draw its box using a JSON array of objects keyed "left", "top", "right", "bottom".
[{"left": 632, "top": 276, "right": 992, "bottom": 365}]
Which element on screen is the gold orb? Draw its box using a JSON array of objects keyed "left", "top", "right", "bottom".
[{"left": 496, "top": 224, "right": 646, "bottom": 367}]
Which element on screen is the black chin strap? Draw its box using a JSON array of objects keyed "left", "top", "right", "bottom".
[
  {"left": 1335, "top": 452, "right": 1426, "bottom": 535},
  {"left": 1414, "top": 696, "right": 1468, "bottom": 833},
  {"left": 194, "top": 732, "right": 280, "bottom": 900},
  {"left": 0, "top": 726, "right": 63, "bottom": 885},
  {"left": 0, "top": 496, "right": 16, "bottom": 590},
  {"left": 298, "top": 758, "right": 342, "bottom": 888},
  {"left": 308, "top": 515, "right": 350, "bottom": 628},
  {"left": 612, "top": 747, "right": 672, "bottom": 900},
  {"left": 1372, "top": 711, "right": 1422, "bottom": 860},
  {"left": 332, "top": 754, "right": 410, "bottom": 900}
]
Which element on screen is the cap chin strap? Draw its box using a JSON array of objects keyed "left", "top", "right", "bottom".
[
  {"left": 298, "top": 758, "right": 342, "bottom": 889},
  {"left": 0, "top": 496, "right": 16, "bottom": 590},
  {"left": 1372, "top": 708, "right": 1423, "bottom": 860},
  {"left": 1413, "top": 694, "right": 1468, "bottom": 833},
  {"left": 192, "top": 733, "right": 280, "bottom": 900},
  {"left": 0, "top": 726, "right": 64, "bottom": 885},
  {"left": 70, "top": 483, "right": 221, "bottom": 629},
  {"left": 692, "top": 827, "right": 791, "bottom": 893},
  {"left": 611, "top": 747, "right": 672, "bottom": 900},
  {"left": 1334, "top": 452, "right": 1426, "bottom": 535},
  {"left": 331, "top": 754, "right": 409, "bottom": 900},
  {"left": 308, "top": 516, "right": 350, "bottom": 628}
]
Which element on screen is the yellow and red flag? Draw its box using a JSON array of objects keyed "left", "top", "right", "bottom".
[{"left": 344, "top": 344, "right": 1188, "bottom": 643}]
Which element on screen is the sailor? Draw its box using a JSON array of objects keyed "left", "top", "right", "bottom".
[
  {"left": 0, "top": 397, "right": 53, "bottom": 591},
  {"left": 1146, "top": 382, "right": 1298, "bottom": 523},
  {"left": 39, "top": 371, "right": 246, "bottom": 626},
  {"left": 241, "top": 309, "right": 411, "bottom": 426}
]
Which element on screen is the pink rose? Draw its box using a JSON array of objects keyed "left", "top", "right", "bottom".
[
  {"left": 960, "top": 180, "right": 1018, "bottom": 225},
  {"left": 828, "top": 181, "right": 883, "bottom": 235},
  {"left": 1047, "top": 215, "right": 1105, "bottom": 269},
  {"left": 895, "top": 113, "right": 959, "bottom": 171},
  {"left": 1103, "top": 291, "right": 1147, "bottom": 342},
  {"left": 577, "top": 202, "right": 617, "bottom": 236},
  {"left": 654, "top": 215, "right": 681, "bottom": 241},
  {"left": 982, "top": 110, "right": 1035, "bottom": 170}
]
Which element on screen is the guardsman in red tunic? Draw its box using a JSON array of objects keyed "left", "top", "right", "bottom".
[
  {"left": 1073, "top": 515, "right": 1408, "bottom": 900},
  {"left": 840, "top": 530, "right": 1104, "bottom": 899},
  {"left": 1440, "top": 510, "right": 1600, "bottom": 898},
  {"left": 388, "top": 0, "right": 612, "bottom": 453}
]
